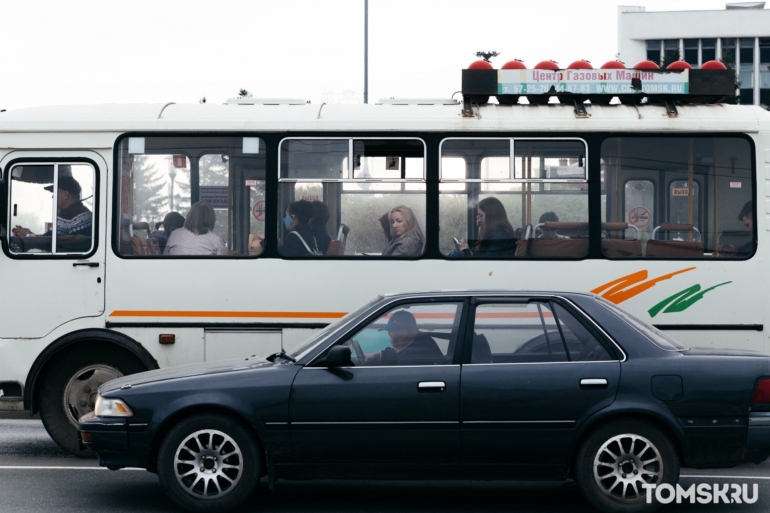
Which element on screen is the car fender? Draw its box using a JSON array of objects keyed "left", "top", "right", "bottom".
[{"left": 571, "top": 399, "right": 689, "bottom": 462}]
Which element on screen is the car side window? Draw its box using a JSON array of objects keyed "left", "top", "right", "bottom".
[
  {"left": 342, "top": 302, "right": 463, "bottom": 366},
  {"left": 470, "top": 302, "right": 568, "bottom": 364},
  {"left": 552, "top": 303, "right": 614, "bottom": 362}
]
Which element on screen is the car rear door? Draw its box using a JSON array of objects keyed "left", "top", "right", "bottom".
[
  {"left": 289, "top": 300, "right": 466, "bottom": 470},
  {"left": 460, "top": 297, "right": 621, "bottom": 474}
]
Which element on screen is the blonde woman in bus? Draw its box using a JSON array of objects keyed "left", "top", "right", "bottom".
[
  {"left": 164, "top": 201, "right": 227, "bottom": 256},
  {"left": 382, "top": 205, "right": 425, "bottom": 257}
]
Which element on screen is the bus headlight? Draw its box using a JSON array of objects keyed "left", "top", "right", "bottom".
[{"left": 94, "top": 395, "right": 133, "bottom": 418}]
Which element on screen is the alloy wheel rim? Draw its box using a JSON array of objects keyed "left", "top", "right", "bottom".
[
  {"left": 63, "top": 364, "right": 123, "bottom": 427},
  {"left": 593, "top": 433, "right": 663, "bottom": 502},
  {"left": 174, "top": 429, "right": 243, "bottom": 499}
]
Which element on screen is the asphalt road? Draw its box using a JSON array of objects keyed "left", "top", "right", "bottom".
[{"left": 2, "top": 412, "right": 770, "bottom": 513}]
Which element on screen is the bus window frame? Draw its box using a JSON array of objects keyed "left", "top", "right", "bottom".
[
  {"left": 599, "top": 133, "right": 757, "bottom": 261},
  {"left": 3, "top": 156, "right": 100, "bottom": 261},
  {"left": 111, "top": 133, "right": 268, "bottom": 260}
]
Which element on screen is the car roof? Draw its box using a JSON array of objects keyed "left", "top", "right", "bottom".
[{"left": 378, "top": 290, "right": 594, "bottom": 301}]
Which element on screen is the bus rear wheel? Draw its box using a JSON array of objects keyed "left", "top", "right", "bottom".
[{"left": 38, "top": 344, "right": 147, "bottom": 456}]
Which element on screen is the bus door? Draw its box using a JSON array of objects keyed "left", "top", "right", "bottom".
[{"left": 1, "top": 152, "right": 106, "bottom": 338}]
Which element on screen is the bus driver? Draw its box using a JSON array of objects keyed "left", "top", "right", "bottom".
[{"left": 12, "top": 176, "right": 93, "bottom": 241}]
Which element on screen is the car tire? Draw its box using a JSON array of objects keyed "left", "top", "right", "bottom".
[
  {"left": 157, "top": 414, "right": 261, "bottom": 513},
  {"left": 39, "top": 344, "right": 147, "bottom": 457},
  {"left": 574, "top": 420, "right": 680, "bottom": 513}
]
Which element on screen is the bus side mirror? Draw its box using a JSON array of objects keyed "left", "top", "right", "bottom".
[{"left": 314, "top": 346, "right": 352, "bottom": 368}]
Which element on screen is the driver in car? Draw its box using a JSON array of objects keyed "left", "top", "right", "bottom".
[{"left": 364, "top": 310, "right": 444, "bottom": 365}]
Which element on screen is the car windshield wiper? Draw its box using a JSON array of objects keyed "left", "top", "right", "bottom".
[{"left": 266, "top": 350, "right": 296, "bottom": 363}]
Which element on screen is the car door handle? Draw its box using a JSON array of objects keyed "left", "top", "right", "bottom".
[
  {"left": 580, "top": 378, "right": 608, "bottom": 389},
  {"left": 73, "top": 262, "right": 99, "bottom": 268},
  {"left": 418, "top": 381, "right": 446, "bottom": 392}
]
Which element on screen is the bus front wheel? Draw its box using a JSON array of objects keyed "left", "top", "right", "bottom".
[{"left": 38, "top": 344, "right": 147, "bottom": 456}]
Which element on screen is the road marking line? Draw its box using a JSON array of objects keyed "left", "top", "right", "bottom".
[
  {"left": 681, "top": 474, "right": 770, "bottom": 480},
  {"left": 0, "top": 466, "right": 144, "bottom": 470}
]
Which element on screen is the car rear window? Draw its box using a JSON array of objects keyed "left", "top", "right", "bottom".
[{"left": 594, "top": 296, "right": 687, "bottom": 352}]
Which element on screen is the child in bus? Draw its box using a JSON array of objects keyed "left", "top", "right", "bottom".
[
  {"left": 151, "top": 211, "right": 185, "bottom": 253},
  {"left": 537, "top": 211, "right": 569, "bottom": 239},
  {"left": 455, "top": 197, "right": 516, "bottom": 257},
  {"left": 382, "top": 205, "right": 425, "bottom": 257},
  {"left": 164, "top": 202, "right": 226, "bottom": 256}
]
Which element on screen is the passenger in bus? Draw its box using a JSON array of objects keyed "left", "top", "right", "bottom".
[
  {"left": 455, "top": 197, "right": 516, "bottom": 257},
  {"left": 281, "top": 200, "right": 321, "bottom": 257},
  {"left": 310, "top": 201, "right": 332, "bottom": 255},
  {"left": 537, "top": 212, "right": 569, "bottom": 239},
  {"left": 382, "top": 205, "right": 425, "bottom": 257},
  {"left": 363, "top": 310, "right": 443, "bottom": 365},
  {"left": 151, "top": 212, "right": 185, "bottom": 253},
  {"left": 164, "top": 202, "right": 226, "bottom": 256},
  {"left": 12, "top": 176, "right": 92, "bottom": 242},
  {"left": 738, "top": 200, "right": 755, "bottom": 256}
]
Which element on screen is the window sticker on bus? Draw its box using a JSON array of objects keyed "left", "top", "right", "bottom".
[
  {"left": 730, "top": 182, "right": 742, "bottom": 188},
  {"left": 245, "top": 179, "right": 258, "bottom": 187},
  {"left": 672, "top": 188, "right": 690, "bottom": 196},
  {"left": 628, "top": 207, "right": 651, "bottom": 228},
  {"left": 243, "top": 137, "right": 260, "bottom": 154},
  {"left": 127, "top": 137, "right": 145, "bottom": 154},
  {"left": 199, "top": 186, "right": 229, "bottom": 208}
]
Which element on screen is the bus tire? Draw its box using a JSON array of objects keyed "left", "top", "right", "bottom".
[{"left": 38, "top": 344, "right": 147, "bottom": 457}]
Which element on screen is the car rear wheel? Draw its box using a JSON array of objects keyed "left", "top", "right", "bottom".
[
  {"left": 158, "top": 414, "right": 261, "bottom": 513},
  {"left": 575, "top": 420, "right": 679, "bottom": 513}
]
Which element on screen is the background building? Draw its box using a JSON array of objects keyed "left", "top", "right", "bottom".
[{"left": 618, "top": 2, "right": 770, "bottom": 108}]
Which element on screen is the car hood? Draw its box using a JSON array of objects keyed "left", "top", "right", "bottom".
[
  {"left": 681, "top": 347, "right": 769, "bottom": 357},
  {"left": 99, "top": 356, "right": 278, "bottom": 394}
]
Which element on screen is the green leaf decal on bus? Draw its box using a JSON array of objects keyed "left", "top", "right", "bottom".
[{"left": 648, "top": 282, "right": 732, "bottom": 318}]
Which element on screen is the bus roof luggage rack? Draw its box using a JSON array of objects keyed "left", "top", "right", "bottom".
[
  {"left": 376, "top": 98, "right": 460, "bottom": 105},
  {"left": 461, "top": 65, "right": 736, "bottom": 118},
  {"left": 225, "top": 98, "right": 308, "bottom": 105}
]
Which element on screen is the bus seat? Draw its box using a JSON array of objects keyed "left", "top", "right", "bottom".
[
  {"left": 601, "top": 222, "right": 642, "bottom": 257},
  {"left": 326, "top": 224, "right": 350, "bottom": 256},
  {"left": 130, "top": 235, "right": 161, "bottom": 255},
  {"left": 646, "top": 223, "right": 703, "bottom": 257},
  {"left": 130, "top": 221, "right": 152, "bottom": 239},
  {"left": 526, "top": 238, "right": 589, "bottom": 257},
  {"left": 515, "top": 238, "right": 529, "bottom": 256}
]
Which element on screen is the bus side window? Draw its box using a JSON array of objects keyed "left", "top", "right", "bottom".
[
  {"left": 439, "top": 138, "right": 589, "bottom": 259},
  {"left": 7, "top": 163, "right": 95, "bottom": 256},
  {"left": 116, "top": 136, "right": 266, "bottom": 257},
  {"left": 277, "top": 138, "right": 426, "bottom": 258},
  {"left": 601, "top": 137, "right": 754, "bottom": 259}
]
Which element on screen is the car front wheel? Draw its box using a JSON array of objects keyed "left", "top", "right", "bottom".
[
  {"left": 157, "top": 414, "right": 261, "bottom": 513},
  {"left": 574, "top": 420, "right": 679, "bottom": 513}
]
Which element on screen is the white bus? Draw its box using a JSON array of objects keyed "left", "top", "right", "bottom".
[{"left": 0, "top": 97, "right": 767, "bottom": 454}]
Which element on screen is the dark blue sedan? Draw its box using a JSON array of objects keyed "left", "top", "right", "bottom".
[{"left": 79, "top": 291, "right": 770, "bottom": 513}]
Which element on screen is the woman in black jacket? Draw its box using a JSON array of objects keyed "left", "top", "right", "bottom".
[
  {"left": 456, "top": 197, "right": 516, "bottom": 257},
  {"left": 280, "top": 200, "right": 320, "bottom": 256}
]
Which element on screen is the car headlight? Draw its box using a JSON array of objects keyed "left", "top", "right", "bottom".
[{"left": 94, "top": 395, "right": 133, "bottom": 418}]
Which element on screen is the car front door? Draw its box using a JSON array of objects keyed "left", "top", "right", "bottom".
[
  {"left": 460, "top": 297, "right": 621, "bottom": 476},
  {"left": 289, "top": 300, "right": 466, "bottom": 472}
]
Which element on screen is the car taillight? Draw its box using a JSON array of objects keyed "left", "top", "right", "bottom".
[{"left": 752, "top": 378, "right": 770, "bottom": 403}]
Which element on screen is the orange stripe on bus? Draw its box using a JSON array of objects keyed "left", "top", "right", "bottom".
[{"left": 108, "top": 310, "right": 348, "bottom": 319}]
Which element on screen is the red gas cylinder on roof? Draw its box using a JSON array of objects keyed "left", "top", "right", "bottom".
[
  {"left": 667, "top": 60, "right": 693, "bottom": 70},
  {"left": 568, "top": 59, "right": 593, "bottom": 69},
  {"left": 468, "top": 60, "right": 494, "bottom": 70},
  {"left": 501, "top": 59, "right": 526, "bottom": 69},
  {"left": 700, "top": 60, "right": 727, "bottom": 70},
  {"left": 534, "top": 60, "right": 559, "bottom": 70},
  {"left": 633, "top": 60, "right": 660, "bottom": 69},
  {"left": 601, "top": 60, "right": 626, "bottom": 69}
]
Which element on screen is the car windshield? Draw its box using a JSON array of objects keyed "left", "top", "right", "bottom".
[
  {"left": 289, "top": 298, "right": 381, "bottom": 360},
  {"left": 594, "top": 296, "right": 688, "bottom": 352}
]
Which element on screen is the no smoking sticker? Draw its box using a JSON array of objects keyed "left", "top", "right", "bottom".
[
  {"left": 628, "top": 206, "right": 651, "bottom": 228},
  {"left": 252, "top": 200, "right": 265, "bottom": 222}
]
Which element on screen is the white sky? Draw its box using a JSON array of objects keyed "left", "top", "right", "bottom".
[{"left": 0, "top": 0, "right": 755, "bottom": 110}]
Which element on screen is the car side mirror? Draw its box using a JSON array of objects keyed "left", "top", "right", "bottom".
[{"left": 315, "top": 345, "right": 352, "bottom": 368}]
